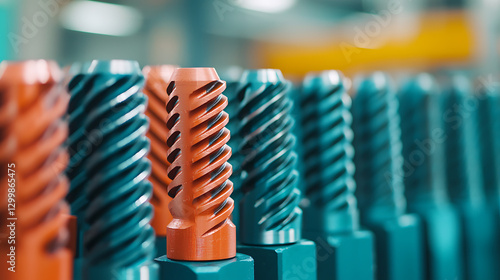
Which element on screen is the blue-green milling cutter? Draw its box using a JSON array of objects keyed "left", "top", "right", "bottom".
[
  {"left": 440, "top": 73, "right": 498, "bottom": 280},
  {"left": 237, "top": 69, "right": 302, "bottom": 245},
  {"left": 77, "top": 60, "right": 158, "bottom": 280},
  {"left": 299, "top": 70, "right": 374, "bottom": 280},
  {"left": 399, "top": 73, "right": 464, "bottom": 280},
  {"left": 352, "top": 72, "right": 423, "bottom": 280}
]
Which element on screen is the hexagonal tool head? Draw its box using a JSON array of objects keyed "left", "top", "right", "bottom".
[
  {"left": 365, "top": 214, "right": 423, "bottom": 280},
  {"left": 86, "top": 261, "right": 158, "bottom": 280},
  {"left": 238, "top": 240, "right": 316, "bottom": 280},
  {"left": 304, "top": 231, "right": 374, "bottom": 280},
  {"left": 409, "top": 202, "right": 464, "bottom": 280},
  {"left": 155, "top": 253, "right": 254, "bottom": 280}
]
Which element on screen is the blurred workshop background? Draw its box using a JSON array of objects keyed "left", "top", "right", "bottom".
[{"left": 0, "top": 0, "right": 499, "bottom": 78}]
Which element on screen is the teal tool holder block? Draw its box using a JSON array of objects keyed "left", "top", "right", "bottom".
[
  {"left": 304, "top": 231, "right": 374, "bottom": 280},
  {"left": 366, "top": 214, "right": 423, "bottom": 280},
  {"left": 155, "top": 236, "right": 166, "bottom": 258},
  {"left": 238, "top": 240, "right": 317, "bottom": 280},
  {"left": 410, "top": 202, "right": 464, "bottom": 280},
  {"left": 86, "top": 261, "right": 158, "bottom": 280},
  {"left": 155, "top": 253, "right": 254, "bottom": 280}
]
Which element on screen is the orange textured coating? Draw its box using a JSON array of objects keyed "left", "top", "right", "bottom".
[
  {"left": 0, "top": 60, "right": 72, "bottom": 280},
  {"left": 0, "top": 61, "right": 17, "bottom": 280},
  {"left": 166, "top": 68, "right": 236, "bottom": 261},
  {"left": 143, "top": 65, "right": 177, "bottom": 237}
]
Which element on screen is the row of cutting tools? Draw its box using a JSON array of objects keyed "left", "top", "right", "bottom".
[{"left": 0, "top": 60, "right": 499, "bottom": 280}]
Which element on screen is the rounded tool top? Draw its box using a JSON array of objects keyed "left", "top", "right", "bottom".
[
  {"left": 0, "top": 60, "right": 61, "bottom": 85},
  {"left": 171, "top": 67, "right": 220, "bottom": 82},
  {"left": 240, "top": 69, "right": 284, "bottom": 85},
  {"left": 77, "top": 59, "right": 142, "bottom": 75},
  {"left": 0, "top": 60, "right": 62, "bottom": 111}
]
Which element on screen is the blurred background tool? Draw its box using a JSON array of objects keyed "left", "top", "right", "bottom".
[
  {"left": 399, "top": 74, "right": 464, "bottom": 280},
  {"left": 5, "top": 0, "right": 499, "bottom": 75},
  {"left": 142, "top": 65, "right": 176, "bottom": 257},
  {"left": 0, "top": 58, "right": 16, "bottom": 280},
  {"left": 475, "top": 77, "right": 500, "bottom": 278},
  {"left": 77, "top": 60, "right": 158, "bottom": 280},
  {"left": 236, "top": 69, "right": 316, "bottom": 280},
  {"left": 352, "top": 73, "right": 423, "bottom": 280},
  {"left": 219, "top": 66, "right": 243, "bottom": 238},
  {"left": 299, "top": 70, "right": 374, "bottom": 280},
  {"left": 440, "top": 74, "right": 498, "bottom": 280},
  {"left": 65, "top": 61, "right": 90, "bottom": 280},
  {"left": 1, "top": 60, "right": 72, "bottom": 279},
  {"left": 155, "top": 67, "right": 253, "bottom": 280}
]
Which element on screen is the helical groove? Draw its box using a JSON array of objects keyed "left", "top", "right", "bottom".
[
  {"left": 143, "top": 65, "right": 176, "bottom": 237},
  {"left": 237, "top": 69, "right": 302, "bottom": 245}
]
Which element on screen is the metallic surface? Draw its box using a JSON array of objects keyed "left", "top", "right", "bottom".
[
  {"left": 142, "top": 65, "right": 176, "bottom": 240},
  {"left": 166, "top": 67, "right": 236, "bottom": 261},
  {"left": 0, "top": 60, "right": 72, "bottom": 279},
  {"left": 76, "top": 60, "right": 157, "bottom": 279},
  {"left": 237, "top": 69, "right": 302, "bottom": 245},
  {"left": 300, "top": 70, "right": 359, "bottom": 234}
]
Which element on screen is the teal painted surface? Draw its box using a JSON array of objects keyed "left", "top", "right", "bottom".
[
  {"left": 367, "top": 215, "right": 424, "bottom": 280},
  {"left": 352, "top": 73, "right": 424, "bottom": 280},
  {"left": 238, "top": 240, "right": 316, "bottom": 280},
  {"left": 0, "top": 0, "right": 17, "bottom": 60},
  {"left": 399, "top": 74, "right": 465, "bottom": 280},
  {"left": 156, "top": 253, "right": 254, "bottom": 280},
  {"left": 304, "top": 231, "right": 374, "bottom": 280}
]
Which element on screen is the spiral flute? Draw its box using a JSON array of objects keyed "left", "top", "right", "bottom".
[
  {"left": 0, "top": 68, "right": 15, "bottom": 218},
  {"left": 398, "top": 74, "right": 449, "bottom": 206},
  {"left": 79, "top": 60, "right": 156, "bottom": 278},
  {"left": 299, "top": 71, "right": 358, "bottom": 234},
  {"left": 66, "top": 63, "right": 90, "bottom": 218},
  {"left": 476, "top": 83, "right": 500, "bottom": 202},
  {"left": 352, "top": 72, "right": 406, "bottom": 223},
  {"left": 166, "top": 68, "right": 235, "bottom": 261},
  {"left": 1, "top": 60, "right": 72, "bottom": 279},
  {"left": 237, "top": 69, "right": 302, "bottom": 245},
  {"left": 143, "top": 65, "right": 176, "bottom": 239},
  {"left": 441, "top": 75, "right": 484, "bottom": 205}
]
